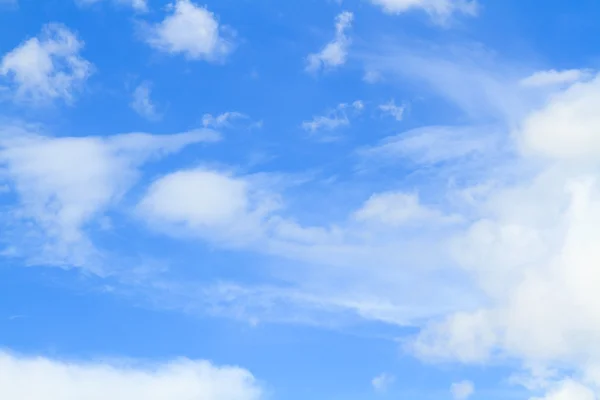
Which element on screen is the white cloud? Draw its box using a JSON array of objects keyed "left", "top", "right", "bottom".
[
  {"left": 352, "top": 100, "right": 365, "bottom": 110},
  {"left": 451, "top": 380, "right": 475, "bottom": 400},
  {"left": 372, "top": 373, "right": 395, "bottom": 393},
  {"left": 368, "top": 0, "right": 478, "bottom": 20},
  {"left": 137, "top": 168, "right": 278, "bottom": 246},
  {"left": 361, "top": 43, "right": 529, "bottom": 123},
  {"left": 354, "top": 191, "right": 459, "bottom": 226},
  {"left": 519, "top": 74, "right": 600, "bottom": 161},
  {"left": 361, "top": 125, "right": 499, "bottom": 165},
  {"left": 530, "top": 380, "right": 595, "bottom": 400},
  {"left": 144, "top": 0, "right": 233, "bottom": 61},
  {"left": 520, "top": 69, "right": 591, "bottom": 88},
  {"left": 131, "top": 81, "right": 160, "bottom": 120},
  {"left": 0, "top": 351, "right": 262, "bottom": 400},
  {"left": 134, "top": 164, "right": 475, "bottom": 327},
  {"left": 76, "top": 0, "right": 148, "bottom": 12},
  {"left": 0, "top": 123, "right": 218, "bottom": 271},
  {"left": 302, "top": 100, "right": 363, "bottom": 135},
  {"left": 140, "top": 170, "right": 249, "bottom": 228},
  {"left": 306, "top": 11, "right": 353, "bottom": 72},
  {"left": 0, "top": 23, "right": 92, "bottom": 104},
  {"left": 399, "top": 68, "right": 600, "bottom": 399},
  {"left": 363, "top": 70, "right": 383, "bottom": 83},
  {"left": 379, "top": 99, "right": 405, "bottom": 120},
  {"left": 302, "top": 114, "right": 348, "bottom": 133},
  {"left": 355, "top": 40, "right": 600, "bottom": 399},
  {"left": 202, "top": 112, "right": 248, "bottom": 128}
]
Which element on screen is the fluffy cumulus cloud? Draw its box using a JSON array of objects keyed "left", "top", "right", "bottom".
[
  {"left": 519, "top": 74, "right": 600, "bottom": 161},
  {"left": 368, "top": 0, "right": 478, "bottom": 20},
  {"left": 530, "top": 380, "right": 595, "bottom": 400},
  {"left": 404, "top": 70, "right": 600, "bottom": 399},
  {"left": 144, "top": 0, "right": 233, "bottom": 61},
  {"left": 137, "top": 168, "right": 278, "bottom": 246},
  {"left": 0, "top": 123, "right": 218, "bottom": 271},
  {"left": 0, "top": 352, "right": 262, "bottom": 400},
  {"left": 306, "top": 11, "right": 353, "bottom": 72},
  {"left": 345, "top": 39, "right": 600, "bottom": 399},
  {"left": 0, "top": 23, "right": 92, "bottom": 104}
]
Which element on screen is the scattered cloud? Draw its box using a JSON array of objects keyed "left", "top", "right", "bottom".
[
  {"left": 306, "top": 11, "right": 353, "bottom": 72},
  {"left": 520, "top": 69, "right": 591, "bottom": 87},
  {"left": 360, "top": 125, "right": 500, "bottom": 165},
  {"left": 0, "top": 351, "right": 263, "bottom": 400},
  {"left": 363, "top": 70, "right": 383, "bottom": 83},
  {"left": 303, "top": 114, "right": 348, "bottom": 133},
  {"left": 137, "top": 168, "right": 278, "bottom": 247},
  {"left": 302, "top": 100, "right": 363, "bottom": 136},
  {"left": 0, "top": 123, "right": 219, "bottom": 272},
  {"left": 361, "top": 43, "right": 529, "bottom": 123},
  {"left": 0, "top": 23, "right": 92, "bottom": 104},
  {"left": 134, "top": 162, "right": 475, "bottom": 328},
  {"left": 400, "top": 69, "right": 600, "bottom": 399},
  {"left": 530, "top": 380, "right": 595, "bottom": 400},
  {"left": 368, "top": 0, "right": 478, "bottom": 21},
  {"left": 379, "top": 99, "right": 405, "bottom": 120},
  {"left": 202, "top": 112, "right": 248, "bottom": 128},
  {"left": 131, "top": 81, "right": 161, "bottom": 120},
  {"left": 519, "top": 74, "right": 600, "bottom": 161},
  {"left": 0, "top": 0, "right": 17, "bottom": 7},
  {"left": 76, "top": 0, "right": 148, "bottom": 12},
  {"left": 451, "top": 380, "right": 475, "bottom": 400},
  {"left": 353, "top": 191, "right": 460, "bottom": 226},
  {"left": 144, "top": 0, "right": 234, "bottom": 61},
  {"left": 372, "top": 373, "right": 395, "bottom": 393}
]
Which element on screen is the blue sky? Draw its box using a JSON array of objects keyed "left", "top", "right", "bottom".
[{"left": 1, "top": 0, "right": 600, "bottom": 399}]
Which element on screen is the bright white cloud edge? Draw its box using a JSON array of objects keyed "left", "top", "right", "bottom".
[{"left": 0, "top": 351, "right": 262, "bottom": 400}]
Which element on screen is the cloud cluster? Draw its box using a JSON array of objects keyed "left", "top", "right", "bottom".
[
  {"left": 5, "top": 4, "right": 600, "bottom": 400},
  {"left": 0, "top": 123, "right": 218, "bottom": 271},
  {"left": 387, "top": 59, "right": 600, "bottom": 399}
]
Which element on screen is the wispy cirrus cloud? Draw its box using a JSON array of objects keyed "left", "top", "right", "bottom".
[{"left": 368, "top": 0, "right": 478, "bottom": 22}]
